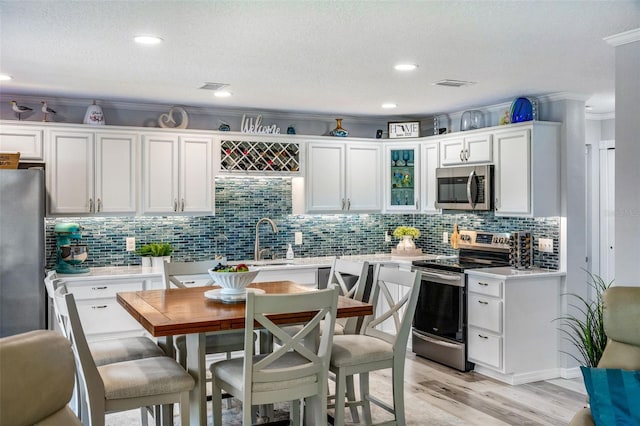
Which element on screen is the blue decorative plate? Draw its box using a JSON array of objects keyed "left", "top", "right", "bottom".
[{"left": 510, "top": 97, "right": 534, "bottom": 123}]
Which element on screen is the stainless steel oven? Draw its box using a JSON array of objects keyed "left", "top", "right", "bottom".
[
  {"left": 412, "top": 230, "right": 511, "bottom": 372},
  {"left": 412, "top": 267, "right": 472, "bottom": 371},
  {"left": 435, "top": 164, "right": 493, "bottom": 210}
]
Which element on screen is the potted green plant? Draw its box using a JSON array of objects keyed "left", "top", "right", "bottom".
[
  {"left": 138, "top": 243, "right": 174, "bottom": 269},
  {"left": 393, "top": 226, "right": 420, "bottom": 252},
  {"left": 555, "top": 271, "right": 612, "bottom": 367}
]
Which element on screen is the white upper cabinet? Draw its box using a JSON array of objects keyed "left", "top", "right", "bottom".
[
  {"left": 420, "top": 141, "right": 440, "bottom": 213},
  {"left": 306, "top": 141, "right": 381, "bottom": 213},
  {"left": 0, "top": 124, "right": 44, "bottom": 160},
  {"left": 493, "top": 122, "right": 560, "bottom": 217},
  {"left": 48, "top": 129, "right": 137, "bottom": 215},
  {"left": 384, "top": 143, "right": 420, "bottom": 212},
  {"left": 142, "top": 133, "right": 214, "bottom": 214},
  {"left": 440, "top": 133, "right": 492, "bottom": 165}
]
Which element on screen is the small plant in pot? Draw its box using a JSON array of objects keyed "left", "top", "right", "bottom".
[{"left": 138, "top": 243, "right": 174, "bottom": 268}]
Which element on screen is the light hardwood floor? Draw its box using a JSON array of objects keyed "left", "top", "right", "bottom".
[{"left": 106, "top": 351, "right": 587, "bottom": 425}]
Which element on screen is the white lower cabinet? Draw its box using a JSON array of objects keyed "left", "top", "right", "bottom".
[
  {"left": 60, "top": 275, "right": 162, "bottom": 341},
  {"left": 466, "top": 272, "right": 562, "bottom": 384}
]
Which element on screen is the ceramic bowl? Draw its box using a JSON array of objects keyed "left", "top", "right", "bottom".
[{"left": 207, "top": 269, "right": 259, "bottom": 295}]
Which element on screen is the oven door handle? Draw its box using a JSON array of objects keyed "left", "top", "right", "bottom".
[
  {"left": 417, "top": 270, "right": 462, "bottom": 282},
  {"left": 413, "top": 332, "right": 461, "bottom": 349},
  {"left": 466, "top": 169, "right": 477, "bottom": 209}
]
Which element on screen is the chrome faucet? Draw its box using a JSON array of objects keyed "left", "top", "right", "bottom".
[{"left": 254, "top": 217, "right": 279, "bottom": 261}]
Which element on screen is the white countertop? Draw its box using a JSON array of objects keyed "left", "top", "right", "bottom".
[
  {"left": 466, "top": 267, "right": 566, "bottom": 279},
  {"left": 58, "top": 252, "right": 453, "bottom": 279},
  {"left": 54, "top": 266, "right": 163, "bottom": 281}
]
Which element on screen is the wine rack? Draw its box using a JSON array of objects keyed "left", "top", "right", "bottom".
[{"left": 220, "top": 140, "right": 301, "bottom": 174}]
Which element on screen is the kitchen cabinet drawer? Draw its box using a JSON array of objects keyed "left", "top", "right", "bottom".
[
  {"left": 66, "top": 280, "right": 143, "bottom": 300},
  {"left": 75, "top": 298, "right": 143, "bottom": 337},
  {"left": 468, "top": 327, "right": 502, "bottom": 369},
  {"left": 468, "top": 276, "right": 503, "bottom": 297},
  {"left": 468, "top": 294, "right": 502, "bottom": 333}
]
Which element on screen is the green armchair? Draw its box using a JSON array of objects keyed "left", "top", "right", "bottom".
[{"left": 569, "top": 286, "right": 640, "bottom": 426}]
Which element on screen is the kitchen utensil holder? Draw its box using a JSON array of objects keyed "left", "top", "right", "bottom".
[{"left": 509, "top": 231, "right": 533, "bottom": 269}]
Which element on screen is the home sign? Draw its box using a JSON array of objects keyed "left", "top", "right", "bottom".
[{"left": 388, "top": 121, "right": 420, "bottom": 139}]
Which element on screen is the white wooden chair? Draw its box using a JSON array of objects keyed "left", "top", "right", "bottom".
[
  {"left": 54, "top": 285, "right": 194, "bottom": 426},
  {"left": 210, "top": 286, "right": 340, "bottom": 425},
  {"left": 329, "top": 265, "right": 421, "bottom": 426},
  {"left": 45, "top": 271, "right": 166, "bottom": 423},
  {"left": 327, "top": 258, "right": 370, "bottom": 335},
  {"left": 163, "top": 260, "right": 253, "bottom": 410}
]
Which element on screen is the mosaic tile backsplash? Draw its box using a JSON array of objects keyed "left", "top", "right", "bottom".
[{"left": 45, "top": 177, "right": 560, "bottom": 270}]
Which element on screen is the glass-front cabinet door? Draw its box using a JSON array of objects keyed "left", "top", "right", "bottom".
[{"left": 384, "top": 144, "right": 420, "bottom": 212}]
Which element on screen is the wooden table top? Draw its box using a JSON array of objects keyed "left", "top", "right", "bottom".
[{"left": 117, "top": 281, "right": 373, "bottom": 337}]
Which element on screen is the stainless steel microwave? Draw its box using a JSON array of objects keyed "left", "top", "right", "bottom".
[{"left": 435, "top": 164, "right": 493, "bottom": 210}]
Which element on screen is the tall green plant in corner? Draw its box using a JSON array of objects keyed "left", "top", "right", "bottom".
[{"left": 556, "top": 271, "right": 613, "bottom": 367}]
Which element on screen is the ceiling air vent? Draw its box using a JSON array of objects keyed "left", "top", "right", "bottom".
[
  {"left": 199, "top": 82, "right": 229, "bottom": 91},
  {"left": 432, "top": 79, "right": 476, "bottom": 88}
]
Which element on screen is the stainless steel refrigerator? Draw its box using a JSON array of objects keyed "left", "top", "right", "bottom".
[{"left": 0, "top": 169, "right": 46, "bottom": 337}]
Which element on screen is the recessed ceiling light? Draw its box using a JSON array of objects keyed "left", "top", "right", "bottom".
[
  {"left": 134, "top": 35, "right": 163, "bottom": 45},
  {"left": 394, "top": 64, "right": 418, "bottom": 71},
  {"left": 214, "top": 90, "right": 232, "bottom": 98},
  {"left": 0, "top": 74, "right": 13, "bottom": 81},
  {"left": 585, "top": 105, "right": 593, "bottom": 111},
  {"left": 382, "top": 103, "right": 397, "bottom": 109}
]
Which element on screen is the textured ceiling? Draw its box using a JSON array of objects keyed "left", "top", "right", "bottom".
[{"left": 1, "top": 1, "right": 638, "bottom": 116}]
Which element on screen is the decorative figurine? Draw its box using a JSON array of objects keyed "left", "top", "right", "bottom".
[
  {"left": 218, "top": 121, "right": 231, "bottom": 131},
  {"left": 41, "top": 101, "right": 56, "bottom": 122},
  {"left": 83, "top": 100, "right": 105, "bottom": 125},
  {"left": 10, "top": 101, "right": 32, "bottom": 120},
  {"left": 158, "top": 106, "right": 189, "bottom": 129},
  {"left": 376, "top": 129, "right": 383, "bottom": 139},
  {"left": 287, "top": 125, "right": 296, "bottom": 135}
]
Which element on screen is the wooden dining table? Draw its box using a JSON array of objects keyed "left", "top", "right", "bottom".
[{"left": 117, "top": 280, "right": 373, "bottom": 426}]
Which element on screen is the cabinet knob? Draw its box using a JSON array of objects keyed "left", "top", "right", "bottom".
[
  {"left": 97, "top": 198, "right": 102, "bottom": 212},
  {"left": 89, "top": 198, "right": 94, "bottom": 213},
  {"left": 181, "top": 198, "right": 185, "bottom": 212},
  {"left": 92, "top": 286, "right": 108, "bottom": 290},
  {"left": 459, "top": 150, "right": 464, "bottom": 162},
  {"left": 346, "top": 198, "right": 350, "bottom": 210},
  {"left": 91, "top": 305, "right": 108, "bottom": 309},
  {"left": 173, "top": 199, "right": 178, "bottom": 212},
  {"left": 478, "top": 300, "right": 489, "bottom": 305},
  {"left": 341, "top": 198, "right": 345, "bottom": 210},
  {"left": 478, "top": 334, "right": 488, "bottom": 339},
  {"left": 479, "top": 282, "right": 489, "bottom": 286}
]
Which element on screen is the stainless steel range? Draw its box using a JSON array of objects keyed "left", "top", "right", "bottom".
[{"left": 411, "top": 230, "right": 511, "bottom": 371}]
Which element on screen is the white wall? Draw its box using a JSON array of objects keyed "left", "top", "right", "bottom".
[{"left": 610, "top": 32, "right": 640, "bottom": 286}]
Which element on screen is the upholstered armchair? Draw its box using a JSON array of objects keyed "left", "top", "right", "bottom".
[
  {"left": 0, "top": 330, "right": 81, "bottom": 426},
  {"left": 569, "top": 286, "right": 640, "bottom": 426}
]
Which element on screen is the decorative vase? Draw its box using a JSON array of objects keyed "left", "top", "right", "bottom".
[
  {"left": 330, "top": 118, "right": 348, "bottom": 137},
  {"left": 460, "top": 110, "right": 484, "bottom": 131},
  {"left": 141, "top": 257, "right": 151, "bottom": 267},
  {"left": 397, "top": 236, "right": 416, "bottom": 252},
  {"left": 83, "top": 100, "right": 105, "bottom": 125}
]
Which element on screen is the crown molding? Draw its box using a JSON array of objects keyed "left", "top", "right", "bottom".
[
  {"left": 585, "top": 111, "right": 615, "bottom": 121},
  {"left": 536, "top": 92, "right": 590, "bottom": 103},
  {"left": 604, "top": 28, "right": 640, "bottom": 47},
  {"left": 0, "top": 93, "right": 413, "bottom": 125}
]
